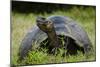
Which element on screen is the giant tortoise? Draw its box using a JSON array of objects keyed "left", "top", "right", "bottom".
[{"left": 18, "top": 16, "right": 93, "bottom": 61}]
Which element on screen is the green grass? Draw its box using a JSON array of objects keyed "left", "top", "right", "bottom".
[{"left": 11, "top": 6, "right": 96, "bottom": 66}]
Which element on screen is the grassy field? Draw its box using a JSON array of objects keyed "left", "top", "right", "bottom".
[{"left": 11, "top": 6, "right": 96, "bottom": 66}]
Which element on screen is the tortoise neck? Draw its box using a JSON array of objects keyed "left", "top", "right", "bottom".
[{"left": 46, "top": 28, "right": 59, "bottom": 47}]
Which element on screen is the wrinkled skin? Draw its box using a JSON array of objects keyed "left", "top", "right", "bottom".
[{"left": 37, "top": 17, "right": 60, "bottom": 54}]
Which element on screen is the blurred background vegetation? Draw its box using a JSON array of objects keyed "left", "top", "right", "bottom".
[{"left": 11, "top": 1, "right": 96, "bottom": 66}]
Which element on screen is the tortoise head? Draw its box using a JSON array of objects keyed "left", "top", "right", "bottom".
[{"left": 36, "top": 16, "right": 54, "bottom": 32}]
